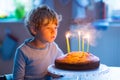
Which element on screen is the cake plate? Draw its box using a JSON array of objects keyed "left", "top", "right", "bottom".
[{"left": 47, "top": 64, "right": 110, "bottom": 80}]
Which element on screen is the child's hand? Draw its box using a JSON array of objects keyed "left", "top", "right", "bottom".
[{"left": 47, "top": 72, "right": 63, "bottom": 78}]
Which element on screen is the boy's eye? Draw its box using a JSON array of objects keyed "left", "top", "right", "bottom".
[
  {"left": 47, "top": 27, "right": 50, "bottom": 29},
  {"left": 46, "top": 27, "right": 58, "bottom": 30},
  {"left": 46, "top": 27, "right": 51, "bottom": 30}
]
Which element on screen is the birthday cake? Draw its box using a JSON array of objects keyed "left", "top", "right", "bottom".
[{"left": 55, "top": 52, "right": 100, "bottom": 70}]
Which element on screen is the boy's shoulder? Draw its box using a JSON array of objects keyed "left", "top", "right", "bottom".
[
  {"left": 17, "top": 39, "right": 30, "bottom": 50},
  {"left": 17, "top": 42, "right": 26, "bottom": 51},
  {"left": 50, "top": 42, "right": 58, "bottom": 47},
  {"left": 49, "top": 42, "right": 61, "bottom": 50}
]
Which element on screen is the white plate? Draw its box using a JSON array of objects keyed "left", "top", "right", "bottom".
[{"left": 47, "top": 64, "right": 109, "bottom": 77}]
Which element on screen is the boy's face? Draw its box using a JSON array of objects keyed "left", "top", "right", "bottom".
[{"left": 35, "top": 23, "right": 58, "bottom": 43}]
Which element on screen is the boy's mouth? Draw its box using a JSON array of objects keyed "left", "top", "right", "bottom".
[{"left": 52, "top": 36, "right": 55, "bottom": 39}]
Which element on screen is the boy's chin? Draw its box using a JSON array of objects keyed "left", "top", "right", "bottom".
[
  {"left": 47, "top": 38, "right": 56, "bottom": 43},
  {"left": 48, "top": 40, "right": 54, "bottom": 43}
]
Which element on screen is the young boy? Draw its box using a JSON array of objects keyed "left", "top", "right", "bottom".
[{"left": 13, "top": 5, "right": 64, "bottom": 80}]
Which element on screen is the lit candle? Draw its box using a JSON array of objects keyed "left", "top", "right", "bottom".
[
  {"left": 66, "top": 32, "right": 70, "bottom": 53},
  {"left": 84, "top": 34, "right": 90, "bottom": 52},
  {"left": 78, "top": 31, "right": 81, "bottom": 51},
  {"left": 86, "top": 34, "right": 90, "bottom": 52},
  {"left": 82, "top": 35, "right": 84, "bottom": 52}
]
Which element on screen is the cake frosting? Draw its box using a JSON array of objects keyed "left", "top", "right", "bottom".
[{"left": 55, "top": 52, "right": 100, "bottom": 70}]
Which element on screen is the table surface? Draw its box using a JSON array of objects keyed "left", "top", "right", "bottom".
[{"left": 48, "top": 64, "right": 120, "bottom": 80}]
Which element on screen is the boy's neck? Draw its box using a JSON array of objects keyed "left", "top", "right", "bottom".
[{"left": 29, "top": 39, "right": 48, "bottom": 49}]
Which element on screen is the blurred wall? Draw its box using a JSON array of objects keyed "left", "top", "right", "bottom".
[{"left": 0, "top": 21, "right": 31, "bottom": 75}]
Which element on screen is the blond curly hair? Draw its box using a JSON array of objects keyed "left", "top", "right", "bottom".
[{"left": 24, "top": 5, "right": 62, "bottom": 36}]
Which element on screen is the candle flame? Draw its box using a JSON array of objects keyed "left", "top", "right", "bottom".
[
  {"left": 66, "top": 32, "right": 70, "bottom": 38},
  {"left": 78, "top": 31, "right": 81, "bottom": 36},
  {"left": 84, "top": 33, "right": 90, "bottom": 40}
]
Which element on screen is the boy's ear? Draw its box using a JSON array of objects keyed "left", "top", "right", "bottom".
[{"left": 29, "top": 26, "right": 37, "bottom": 35}]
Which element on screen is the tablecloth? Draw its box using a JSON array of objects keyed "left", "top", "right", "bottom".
[{"left": 48, "top": 64, "right": 120, "bottom": 80}]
